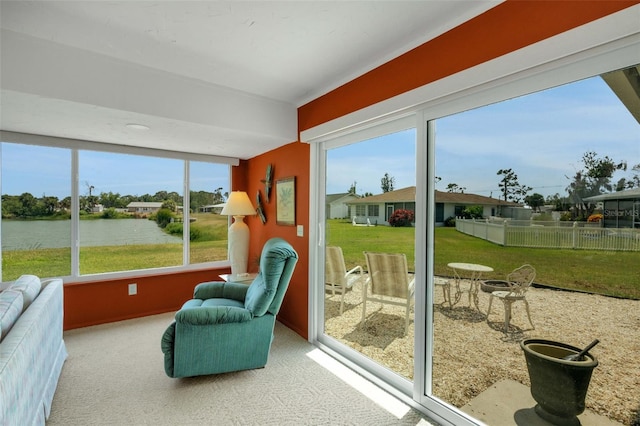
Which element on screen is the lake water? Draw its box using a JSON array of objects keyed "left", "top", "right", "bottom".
[{"left": 1, "top": 219, "right": 182, "bottom": 250}]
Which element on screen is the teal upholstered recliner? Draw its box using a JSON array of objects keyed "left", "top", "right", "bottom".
[{"left": 161, "top": 238, "right": 298, "bottom": 378}]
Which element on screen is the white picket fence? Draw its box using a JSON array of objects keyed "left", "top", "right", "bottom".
[{"left": 455, "top": 218, "right": 640, "bottom": 251}]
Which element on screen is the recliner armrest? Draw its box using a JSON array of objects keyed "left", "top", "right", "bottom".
[
  {"left": 176, "top": 306, "right": 252, "bottom": 325},
  {"left": 193, "top": 281, "right": 249, "bottom": 301}
]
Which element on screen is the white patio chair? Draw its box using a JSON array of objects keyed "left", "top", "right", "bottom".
[
  {"left": 486, "top": 264, "right": 536, "bottom": 332},
  {"left": 361, "top": 251, "right": 415, "bottom": 334},
  {"left": 325, "top": 246, "right": 363, "bottom": 314}
]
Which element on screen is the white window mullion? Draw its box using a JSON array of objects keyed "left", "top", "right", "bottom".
[
  {"left": 183, "top": 160, "right": 190, "bottom": 266},
  {"left": 71, "top": 149, "right": 80, "bottom": 277}
]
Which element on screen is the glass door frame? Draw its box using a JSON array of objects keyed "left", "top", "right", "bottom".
[{"left": 306, "top": 21, "right": 639, "bottom": 425}]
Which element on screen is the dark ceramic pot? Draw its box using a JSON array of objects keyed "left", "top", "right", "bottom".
[
  {"left": 480, "top": 279, "right": 510, "bottom": 293},
  {"left": 520, "top": 339, "right": 598, "bottom": 426}
]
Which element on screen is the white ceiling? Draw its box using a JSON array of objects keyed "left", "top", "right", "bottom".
[{"left": 0, "top": 1, "right": 501, "bottom": 159}]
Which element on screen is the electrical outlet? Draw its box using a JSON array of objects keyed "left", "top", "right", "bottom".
[
  {"left": 296, "top": 225, "right": 304, "bottom": 237},
  {"left": 128, "top": 283, "right": 137, "bottom": 296}
]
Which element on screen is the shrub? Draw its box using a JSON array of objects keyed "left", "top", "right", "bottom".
[
  {"left": 101, "top": 207, "right": 118, "bottom": 219},
  {"left": 164, "top": 222, "right": 183, "bottom": 236},
  {"left": 154, "top": 208, "right": 174, "bottom": 228},
  {"left": 587, "top": 213, "right": 603, "bottom": 223},
  {"left": 388, "top": 209, "right": 414, "bottom": 227},
  {"left": 189, "top": 227, "right": 202, "bottom": 242},
  {"left": 461, "top": 205, "right": 483, "bottom": 219},
  {"left": 444, "top": 216, "right": 456, "bottom": 227}
]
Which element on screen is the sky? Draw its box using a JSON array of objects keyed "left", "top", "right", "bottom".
[
  {"left": 0, "top": 145, "right": 229, "bottom": 199},
  {"left": 1, "top": 74, "right": 639, "bottom": 201},
  {"left": 326, "top": 74, "right": 639, "bottom": 199}
]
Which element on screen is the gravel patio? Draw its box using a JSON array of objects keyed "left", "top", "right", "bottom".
[{"left": 324, "top": 277, "right": 640, "bottom": 425}]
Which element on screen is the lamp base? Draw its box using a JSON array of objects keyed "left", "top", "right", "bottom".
[{"left": 228, "top": 215, "right": 250, "bottom": 276}]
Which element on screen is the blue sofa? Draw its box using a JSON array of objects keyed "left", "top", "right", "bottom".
[
  {"left": 161, "top": 238, "right": 298, "bottom": 378},
  {"left": 0, "top": 276, "right": 67, "bottom": 426}
]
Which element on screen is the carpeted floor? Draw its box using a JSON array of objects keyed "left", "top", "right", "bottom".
[{"left": 48, "top": 313, "right": 437, "bottom": 425}]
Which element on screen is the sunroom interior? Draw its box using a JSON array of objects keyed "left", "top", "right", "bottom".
[{"left": 1, "top": 2, "right": 639, "bottom": 425}]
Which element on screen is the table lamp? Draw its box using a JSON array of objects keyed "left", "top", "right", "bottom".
[{"left": 221, "top": 191, "right": 256, "bottom": 277}]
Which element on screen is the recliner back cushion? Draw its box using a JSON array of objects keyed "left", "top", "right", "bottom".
[
  {"left": 244, "top": 274, "right": 275, "bottom": 317},
  {"left": 244, "top": 238, "right": 297, "bottom": 317}
]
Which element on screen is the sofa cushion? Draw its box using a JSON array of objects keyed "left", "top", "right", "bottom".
[
  {"left": 0, "top": 289, "right": 23, "bottom": 341},
  {"left": 9, "top": 274, "right": 41, "bottom": 311}
]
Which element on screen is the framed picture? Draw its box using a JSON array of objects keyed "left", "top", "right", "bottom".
[{"left": 276, "top": 177, "right": 295, "bottom": 226}]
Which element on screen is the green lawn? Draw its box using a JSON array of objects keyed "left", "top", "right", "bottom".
[
  {"left": 4, "top": 218, "right": 638, "bottom": 299},
  {"left": 327, "top": 220, "right": 640, "bottom": 300}
]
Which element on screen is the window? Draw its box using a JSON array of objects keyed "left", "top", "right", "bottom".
[
  {"left": 1, "top": 140, "right": 232, "bottom": 281},
  {"left": 367, "top": 204, "right": 379, "bottom": 217},
  {"left": 78, "top": 151, "right": 184, "bottom": 274},
  {"left": 189, "top": 161, "right": 229, "bottom": 264},
  {"left": 1, "top": 143, "right": 71, "bottom": 280},
  {"left": 355, "top": 205, "right": 366, "bottom": 216}
]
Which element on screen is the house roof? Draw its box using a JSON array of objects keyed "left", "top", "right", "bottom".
[
  {"left": 126, "top": 202, "right": 163, "bottom": 208},
  {"left": 583, "top": 187, "right": 640, "bottom": 202},
  {"left": 326, "top": 193, "right": 357, "bottom": 204},
  {"left": 347, "top": 186, "right": 519, "bottom": 206}
]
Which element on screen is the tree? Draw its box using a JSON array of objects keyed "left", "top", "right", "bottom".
[
  {"left": 41, "top": 196, "right": 59, "bottom": 215},
  {"left": 381, "top": 173, "right": 395, "bottom": 193},
  {"left": 545, "top": 193, "right": 570, "bottom": 212},
  {"left": 614, "top": 162, "right": 640, "bottom": 191},
  {"left": 566, "top": 151, "right": 627, "bottom": 219},
  {"left": 99, "top": 191, "right": 124, "bottom": 208},
  {"left": 497, "top": 168, "right": 531, "bottom": 203},
  {"left": 161, "top": 200, "right": 177, "bottom": 213},
  {"left": 446, "top": 183, "right": 466, "bottom": 193},
  {"left": 524, "top": 193, "right": 545, "bottom": 212},
  {"left": 18, "top": 192, "right": 38, "bottom": 217},
  {"left": 348, "top": 181, "right": 357, "bottom": 195}
]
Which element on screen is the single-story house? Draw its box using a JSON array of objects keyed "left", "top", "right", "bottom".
[
  {"left": 584, "top": 188, "right": 640, "bottom": 228},
  {"left": 325, "top": 193, "right": 360, "bottom": 219},
  {"left": 346, "top": 186, "right": 521, "bottom": 225},
  {"left": 126, "top": 202, "right": 163, "bottom": 214}
]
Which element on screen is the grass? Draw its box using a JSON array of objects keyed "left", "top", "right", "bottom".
[
  {"left": 327, "top": 220, "right": 640, "bottom": 300},
  {"left": 2, "top": 213, "right": 229, "bottom": 280},
  {"left": 3, "top": 217, "right": 639, "bottom": 299}
]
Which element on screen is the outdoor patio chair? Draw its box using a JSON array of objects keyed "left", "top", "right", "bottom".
[
  {"left": 325, "top": 246, "right": 364, "bottom": 314},
  {"left": 361, "top": 251, "right": 415, "bottom": 335},
  {"left": 486, "top": 264, "right": 536, "bottom": 332}
]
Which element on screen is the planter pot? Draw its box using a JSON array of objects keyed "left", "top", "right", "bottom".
[
  {"left": 520, "top": 339, "right": 598, "bottom": 426},
  {"left": 481, "top": 280, "right": 510, "bottom": 293}
]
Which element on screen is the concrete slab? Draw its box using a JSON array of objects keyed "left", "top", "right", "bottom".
[{"left": 460, "top": 379, "right": 621, "bottom": 426}]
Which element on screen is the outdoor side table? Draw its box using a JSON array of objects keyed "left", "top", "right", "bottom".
[{"left": 447, "top": 262, "right": 494, "bottom": 310}]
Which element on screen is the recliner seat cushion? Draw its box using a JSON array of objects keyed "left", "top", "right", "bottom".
[{"left": 182, "top": 298, "right": 244, "bottom": 310}]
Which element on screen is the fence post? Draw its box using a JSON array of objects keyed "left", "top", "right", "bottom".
[
  {"left": 485, "top": 218, "right": 489, "bottom": 241},
  {"left": 572, "top": 221, "right": 578, "bottom": 249},
  {"left": 503, "top": 220, "right": 508, "bottom": 246}
]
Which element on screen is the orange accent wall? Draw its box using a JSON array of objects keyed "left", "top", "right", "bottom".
[
  {"left": 298, "top": 0, "right": 638, "bottom": 132},
  {"left": 64, "top": 267, "right": 229, "bottom": 330},
  {"left": 233, "top": 142, "right": 311, "bottom": 339}
]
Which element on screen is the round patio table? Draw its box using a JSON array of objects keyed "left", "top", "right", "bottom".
[{"left": 447, "top": 262, "right": 494, "bottom": 310}]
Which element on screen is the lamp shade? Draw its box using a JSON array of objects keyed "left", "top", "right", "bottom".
[{"left": 221, "top": 191, "right": 256, "bottom": 216}]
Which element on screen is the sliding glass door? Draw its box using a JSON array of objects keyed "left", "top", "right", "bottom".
[{"left": 317, "top": 119, "right": 418, "bottom": 388}]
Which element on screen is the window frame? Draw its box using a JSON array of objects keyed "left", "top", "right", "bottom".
[{"left": 0, "top": 131, "right": 238, "bottom": 283}]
